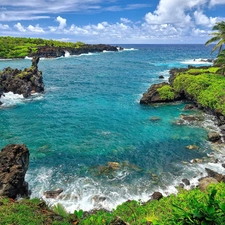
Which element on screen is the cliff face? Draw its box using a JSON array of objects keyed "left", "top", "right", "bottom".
[
  {"left": 0, "top": 144, "right": 30, "bottom": 198},
  {"left": 140, "top": 66, "right": 225, "bottom": 124},
  {"left": 0, "top": 57, "right": 44, "bottom": 102},
  {"left": 29, "top": 44, "right": 120, "bottom": 58}
]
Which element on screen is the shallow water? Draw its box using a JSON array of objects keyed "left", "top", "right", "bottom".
[{"left": 0, "top": 44, "right": 224, "bottom": 211}]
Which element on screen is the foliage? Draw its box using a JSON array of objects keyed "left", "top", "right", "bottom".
[
  {"left": 205, "top": 21, "right": 225, "bottom": 54},
  {"left": 52, "top": 203, "right": 69, "bottom": 218},
  {"left": 1, "top": 183, "right": 225, "bottom": 224},
  {"left": 172, "top": 67, "right": 225, "bottom": 114},
  {"left": 157, "top": 85, "right": 176, "bottom": 100},
  {"left": 0, "top": 198, "right": 72, "bottom": 225},
  {"left": 79, "top": 182, "right": 225, "bottom": 224},
  {"left": 214, "top": 49, "right": 225, "bottom": 75},
  {"left": 0, "top": 36, "right": 85, "bottom": 59}
]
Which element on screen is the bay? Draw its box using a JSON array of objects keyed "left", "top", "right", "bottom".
[{"left": 0, "top": 44, "right": 220, "bottom": 211}]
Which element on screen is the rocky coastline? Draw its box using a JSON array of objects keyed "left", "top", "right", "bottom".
[
  {"left": 0, "top": 56, "right": 44, "bottom": 105},
  {"left": 28, "top": 44, "right": 122, "bottom": 58},
  {"left": 140, "top": 65, "right": 225, "bottom": 142}
]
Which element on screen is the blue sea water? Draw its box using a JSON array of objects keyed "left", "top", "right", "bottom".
[{"left": 0, "top": 44, "right": 222, "bottom": 211}]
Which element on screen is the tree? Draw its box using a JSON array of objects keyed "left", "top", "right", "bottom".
[
  {"left": 205, "top": 21, "right": 225, "bottom": 54},
  {"left": 215, "top": 49, "right": 225, "bottom": 75}
]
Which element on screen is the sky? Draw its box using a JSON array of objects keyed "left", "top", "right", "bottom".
[{"left": 0, "top": 0, "right": 225, "bottom": 44}]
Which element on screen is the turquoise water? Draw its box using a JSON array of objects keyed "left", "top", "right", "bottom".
[{"left": 0, "top": 45, "right": 217, "bottom": 211}]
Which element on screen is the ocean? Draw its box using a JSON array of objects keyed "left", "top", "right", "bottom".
[{"left": 0, "top": 44, "right": 224, "bottom": 212}]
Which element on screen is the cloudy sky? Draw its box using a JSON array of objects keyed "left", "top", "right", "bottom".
[{"left": 0, "top": 0, "right": 225, "bottom": 44}]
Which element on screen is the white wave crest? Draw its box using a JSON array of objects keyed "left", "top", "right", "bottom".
[
  {"left": 64, "top": 51, "right": 71, "bottom": 58},
  {"left": 123, "top": 48, "right": 138, "bottom": 51},
  {"left": 0, "top": 91, "right": 43, "bottom": 108},
  {"left": 181, "top": 58, "right": 213, "bottom": 65}
]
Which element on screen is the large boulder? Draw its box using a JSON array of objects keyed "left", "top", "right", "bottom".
[
  {"left": 199, "top": 177, "right": 218, "bottom": 192},
  {"left": 0, "top": 144, "right": 30, "bottom": 198},
  {"left": 207, "top": 132, "right": 221, "bottom": 143},
  {"left": 0, "top": 57, "right": 44, "bottom": 98}
]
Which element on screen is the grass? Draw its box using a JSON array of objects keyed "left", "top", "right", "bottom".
[{"left": 1, "top": 182, "right": 225, "bottom": 224}]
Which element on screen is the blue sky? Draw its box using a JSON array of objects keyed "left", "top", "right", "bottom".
[{"left": 0, "top": 0, "right": 225, "bottom": 44}]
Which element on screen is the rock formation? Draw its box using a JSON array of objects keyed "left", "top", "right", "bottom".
[
  {"left": 140, "top": 82, "right": 182, "bottom": 104},
  {"left": 29, "top": 44, "right": 120, "bottom": 58},
  {"left": 0, "top": 57, "right": 44, "bottom": 103},
  {"left": 0, "top": 144, "right": 30, "bottom": 198}
]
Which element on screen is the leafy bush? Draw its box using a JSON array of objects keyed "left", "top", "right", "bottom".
[
  {"left": 157, "top": 85, "right": 176, "bottom": 100},
  {"left": 173, "top": 68, "right": 225, "bottom": 114}
]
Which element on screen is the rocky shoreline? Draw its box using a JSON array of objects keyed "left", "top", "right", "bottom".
[
  {"left": 28, "top": 44, "right": 122, "bottom": 58},
  {"left": 140, "top": 65, "right": 225, "bottom": 143}
]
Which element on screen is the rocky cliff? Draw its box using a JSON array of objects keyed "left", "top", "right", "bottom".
[
  {"left": 29, "top": 44, "right": 121, "bottom": 58},
  {"left": 140, "top": 65, "right": 225, "bottom": 124},
  {"left": 0, "top": 144, "right": 30, "bottom": 198},
  {"left": 0, "top": 57, "right": 44, "bottom": 104}
]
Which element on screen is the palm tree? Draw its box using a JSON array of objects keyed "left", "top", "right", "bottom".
[
  {"left": 205, "top": 21, "right": 225, "bottom": 54},
  {"left": 215, "top": 49, "right": 225, "bottom": 75}
]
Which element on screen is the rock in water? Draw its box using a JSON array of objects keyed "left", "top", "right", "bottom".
[
  {"left": 0, "top": 144, "right": 30, "bottom": 198},
  {"left": 0, "top": 57, "right": 44, "bottom": 98}
]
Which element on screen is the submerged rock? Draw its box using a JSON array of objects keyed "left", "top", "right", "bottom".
[
  {"left": 108, "top": 162, "right": 120, "bottom": 170},
  {"left": 186, "top": 145, "right": 199, "bottom": 150},
  {"left": 0, "top": 144, "right": 30, "bottom": 198},
  {"left": 149, "top": 116, "right": 161, "bottom": 122},
  {"left": 0, "top": 57, "right": 44, "bottom": 99}
]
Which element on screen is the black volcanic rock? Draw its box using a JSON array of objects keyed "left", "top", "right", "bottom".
[
  {"left": 0, "top": 144, "right": 30, "bottom": 198},
  {"left": 29, "top": 44, "right": 120, "bottom": 58},
  {"left": 140, "top": 82, "right": 182, "bottom": 104},
  {"left": 0, "top": 57, "right": 44, "bottom": 101}
]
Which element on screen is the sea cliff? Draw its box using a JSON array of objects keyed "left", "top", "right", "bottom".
[{"left": 140, "top": 65, "right": 225, "bottom": 126}]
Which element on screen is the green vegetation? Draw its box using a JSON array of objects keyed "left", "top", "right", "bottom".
[
  {"left": 0, "top": 198, "right": 73, "bottom": 225},
  {"left": 157, "top": 84, "right": 176, "bottom": 100},
  {"left": 0, "top": 36, "right": 85, "bottom": 59},
  {"left": 1, "top": 183, "right": 225, "bottom": 224},
  {"left": 172, "top": 66, "right": 225, "bottom": 114}
]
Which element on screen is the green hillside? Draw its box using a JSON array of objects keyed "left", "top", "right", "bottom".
[{"left": 0, "top": 36, "right": 85, "bottom": 59}]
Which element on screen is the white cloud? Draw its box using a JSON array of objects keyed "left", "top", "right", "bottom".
[
  {"left": 27, "top": 24, "right": 45, "bottom": 33},
  {"left": 194, "top": 10, "right": 217, "bottom": 27},
  {"left": 0, "top": 23, "right": 9, "bottom": 29},
  {"left": 210, "top": 0, "right": 225, "bottom": 6},
  {"left": 56, "top": 16, "right": 67, "bottom": 29},
  {"left": 144, "top": 0, "right": 208, "bottom": 26},
  {"left": 14, "top": 22, "right": 26, "bottom": 32},
  {"left": 120, "top": 18, "right": 131, "bottom": 24},
  {"left": 192, "top": 28, "right": 208, "bottom": 36}
]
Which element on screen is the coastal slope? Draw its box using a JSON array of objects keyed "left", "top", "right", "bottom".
[{"left": 140, "top": 65, "right": 225, "bottom": 124}]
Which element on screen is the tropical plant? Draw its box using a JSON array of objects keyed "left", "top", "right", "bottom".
[
  {"left": 214, "top": 49, "right": 225, "bottom": 75},
  {"left": 205, "top": 21, "right": 225, "bottom": 54}
]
